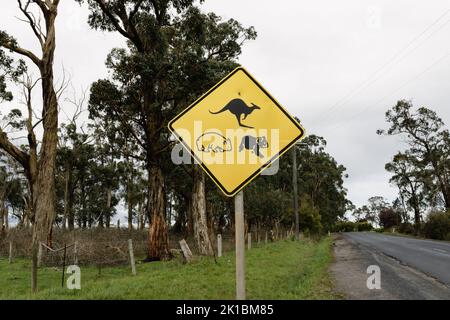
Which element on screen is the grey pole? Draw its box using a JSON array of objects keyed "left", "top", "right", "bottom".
[
  {"left": 292, "top": 146, "right": 300, "bottom": 241},
  {"left": 235, "top": 190, "right": 246, "bottom": 300}
]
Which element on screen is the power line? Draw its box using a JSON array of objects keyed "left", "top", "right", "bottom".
[
  {"left": 317, "top": 8, "right": 450, "bottom": 122},
  {"left": 324, "top": 50, "right": 450, "bottom": 132}
]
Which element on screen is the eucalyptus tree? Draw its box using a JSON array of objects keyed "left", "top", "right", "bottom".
[
  {"left": 57, "top": 101, "right": 92, "bottom": 230},
  {"left": 378, "top": 100, "right": 450, "bottom": 210},
  {"left": 295, "top": 135, "right": 349, "bottom": 231},
  {"left": 240, "top": 134, "right": 349, "bottom": 234},
  {"left": 77, "top": 0, "right": 256, "bottom": 260},
  {"left": 385, "top": 152, "right": 425, "bottom": 234},
  {"left": 0, "top": 0, "right": 61, "bottom": 292}
]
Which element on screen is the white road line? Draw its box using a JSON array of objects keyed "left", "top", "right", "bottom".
[{"left": 432, "top": 248, "right": 448, "bottom": 254}]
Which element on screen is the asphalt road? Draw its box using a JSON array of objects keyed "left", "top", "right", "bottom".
[
  {"left": 345, "top": 232, "right": 450, "bottom": 285},
  {"left": 331, "top": 232, "right": 450, "bottom": 299}
]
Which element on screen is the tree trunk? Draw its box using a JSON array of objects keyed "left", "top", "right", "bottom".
[
  {"left": 30, "top": 6, "right": 59, "bottom": 292},
  {"left": 62, "top": 164, "right": 70, "bottom": 230},
  {"left": 139, "top": 194, "right": 145, "bottom": 230},
  {"left": 207, "top": 205, "right": 216, "bottom": 246},
  {"left": 0, "top": 0, "right": 60, "bottom": 292},
  {"left": 413, "top": 201, "right": 421, "bottom": 235},
  {"left": 81, "top": 185, "right": 87, "bottom": 229},
  {"left": 98, "top": 211, "right": 104, "bottom": 228},
  {"left": 191, "top": 167, "right": 214, "bottom": 256},
  {"left": 427, "top": 150, "right": 450, "bottom": 210},
  {"left": 146, "top": 164, "right": 170, "bottom": 261},
  {"left": 0, "top": 205, "right": 4, "bottom": 238},
  {"left": 106, "top": 188, "right": 112, "bottom": 228},
  {"left": 186, "top": 199, "right": 193, "bottom": 237},
  {"left": 127, "top": 177, "right": 133, "bottom": 231},
  {"left": 87, "top": 194, "right": 92, "bottom": 228},
  {"left": 67, "top": 183, "right": 74, "bottom": 231}
]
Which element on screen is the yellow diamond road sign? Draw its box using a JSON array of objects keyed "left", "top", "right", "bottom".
[{"left": 168, "top": 67, "right": 305, "bottom": 197}]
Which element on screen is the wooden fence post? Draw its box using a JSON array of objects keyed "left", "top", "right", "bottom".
[
  {"left": 128, "top": 239, "right": 137, "bottom": 276},
  {"left": 179, "top": 239, "right": 193, "bottom": 263},
  {"left": 265, "top": 231, "right": 268, "bottom": 244},
  {"left": 217, "top": 234, "right": 222, "bottom": 257},
  {"left": 247, "top": 232, "right": 251, "bottom": 250},
  {"left": 8, "top": 241, "right": 12, "bottom": 264},
  {"left": 61, "top": 243, "right": 67, "bottom": 288},
  {"left": 74, "top": 241, "right": 78, "bottom": 265},
  {"left": 37, "top": 243, "right": 42, "bottom": 267}
]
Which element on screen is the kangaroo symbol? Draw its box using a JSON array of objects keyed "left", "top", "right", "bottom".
[{"left": 209, "top": 98, "right": 261, "bottom": 128}]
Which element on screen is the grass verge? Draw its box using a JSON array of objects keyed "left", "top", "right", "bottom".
[{"left": 0, "top": 237, "right": 338, "bottom": 300}]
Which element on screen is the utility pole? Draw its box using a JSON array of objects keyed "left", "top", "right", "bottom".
[
  {"left": 292, "top": 145, "right": 300, "bottom": 240},
  {"left": 235, "top": 190, "right": 246, "bottom": 300}
]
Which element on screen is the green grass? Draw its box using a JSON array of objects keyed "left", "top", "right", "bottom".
[{"left": 0, "top": 238, "right": 338, "bottom": 300}]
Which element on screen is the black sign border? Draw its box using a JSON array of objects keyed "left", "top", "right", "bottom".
[{"left": 168, "top": 67, "right": 305, "bottom": 197}]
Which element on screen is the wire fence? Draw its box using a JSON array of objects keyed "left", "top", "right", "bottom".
[{"left": 0, "top": 227, "right": 296, "bottom": 268}]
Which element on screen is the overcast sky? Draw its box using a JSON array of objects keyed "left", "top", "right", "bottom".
[{"left": 2, "top": 0, "right": 450, "bottom": 217}]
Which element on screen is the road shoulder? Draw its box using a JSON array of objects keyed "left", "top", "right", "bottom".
[{"left": 330, "top": 233, "right": 450, "bottom": 300}]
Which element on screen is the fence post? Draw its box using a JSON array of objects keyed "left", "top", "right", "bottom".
[
  {"left": 61, "top": 243, "right": 67, "bottom": 288},
  {"left": 217, "top": 234, "right": 222, "bottom": 257},
  {"left": 74, "top": 241, "right": 78, "bottom": 265},
  {"left": 8, "top": 241, "right": 12, "bottom": 264},
  {"left": 128, "top": 239, "right": 137, "bottom": 276},
  {"left": 179, "top": 239, "right": 193, "bottom": 263},
  {"left": 247, "top": 232, "right": 251, "bottom": 250},
  {"left": 37, "top": 243, "right": 42, "bottom": 267},
  {"left": 265, "top": 231, "right": 268, "bottom": 244}
]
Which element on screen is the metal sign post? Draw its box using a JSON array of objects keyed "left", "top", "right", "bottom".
[
  {"left": 292, "top": 146, "right": 300, "bottom": 240},
  {"left": 235, "top": 190, "right": 246, "bottom": 300}
]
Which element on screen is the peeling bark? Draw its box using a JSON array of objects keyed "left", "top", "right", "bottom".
[
  {"left": 146, "top": 164, "right": 170, "bottom": 261},
  {"left": 192, "top": 167, "right": 214, "bottom": 256}
]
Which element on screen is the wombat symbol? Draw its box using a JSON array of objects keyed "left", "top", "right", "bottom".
[
  {"left": 209, "top": 98, "right": 261, "bottom": 128},
  {"left": 196, "top": 132, "right": 232, "bottom": 153},
  {"left": 239, "top": 136, "right": 268, "bottom": 158}
]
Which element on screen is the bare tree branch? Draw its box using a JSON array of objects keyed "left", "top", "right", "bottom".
[
  {"left": 0, "top": 130, "right": 29, "bottom": 169},
  {"left": 17, "top": 0, "right": 45, "bottom": 48}
]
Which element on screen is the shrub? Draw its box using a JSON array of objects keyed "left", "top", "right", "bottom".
[
  {"left": 332, "top": 221, "right": 373, "bottom": 232},
  {"left": 356, "top": 222, "right": 373, "bottom": 231},
  {"left": 378, "top": 208, "right": 401, "bottom": 229},
  {"left": 299, "top": 195, "right": 323, "bottom": 235},
  {"left": 423, "top": 211, "right": 450, "bottom": 240},
  {"left": 398, "top": 222, "right": 415, "bottom": 235},
  {"left": 333, "top": 221, "right": 355, "bottom": 232}
]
